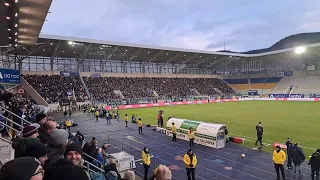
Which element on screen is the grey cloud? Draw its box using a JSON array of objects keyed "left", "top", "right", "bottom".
[{"left": 42, "top": 0, "right": 320, "bottom": 52}]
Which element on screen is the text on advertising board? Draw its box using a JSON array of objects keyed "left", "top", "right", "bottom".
[
  {"left": 0, "top": 68, "right": 20, "bottom": 84},
  {"left": 269, "top": 94, "right": 304, "bottom": 98}
]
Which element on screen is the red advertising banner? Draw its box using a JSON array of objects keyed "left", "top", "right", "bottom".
[{"left": 272, "top": 142, "right": 287, "bottom": 149}]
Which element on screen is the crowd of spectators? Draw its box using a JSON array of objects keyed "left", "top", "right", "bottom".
[
  {"left": 24, "top": 75, "right": 88, "bottom": 103},
  {"left": 84, "top": 77, "right": 235, "bottom": 101},
  {"left": 24, "top": 75, "right": 235, "bottom": 103},
  {"left": 0, "top": 102, "right": 172, "bottom": 179}
]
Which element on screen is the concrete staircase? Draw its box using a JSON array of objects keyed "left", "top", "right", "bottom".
[{"left": 0, "top": 135, "right": 14, "bottom": 167}]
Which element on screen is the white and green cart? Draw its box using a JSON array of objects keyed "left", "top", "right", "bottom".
[{"left": 166, "top": 118, "right": 226, "bottom": 149}]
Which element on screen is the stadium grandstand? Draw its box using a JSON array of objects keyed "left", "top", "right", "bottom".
[{"left": 2, "top": 0, "right": 320, "bottom": 180}]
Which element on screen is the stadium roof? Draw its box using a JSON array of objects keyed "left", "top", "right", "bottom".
[
  {"left": 5, "top": 34, "right": 320, "bottom": 69},
  {"left": 0, "top": 0, "right": 52, "bottom": 46}
]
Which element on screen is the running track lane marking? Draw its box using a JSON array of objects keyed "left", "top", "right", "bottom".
[{"left": 121, "top": 131, "right": 298, "bottom": 180}]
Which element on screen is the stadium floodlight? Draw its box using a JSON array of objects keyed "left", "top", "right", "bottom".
[
  {"left": 295, "top": 46, "right": 306, "bottom": 54},
  {"left": 68, "top": 41, "right": 73, "bottom": 45}
]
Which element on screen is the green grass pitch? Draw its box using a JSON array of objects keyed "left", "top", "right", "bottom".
[{"left": 119, "top": 101, "right": 320, "bottom": 155}]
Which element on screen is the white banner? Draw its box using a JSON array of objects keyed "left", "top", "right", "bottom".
[{"left": 276, "top": 72, "right": 284, "bottom": 77}]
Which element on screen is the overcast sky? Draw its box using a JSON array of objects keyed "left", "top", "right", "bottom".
[{"left": 42, "top": 0, "right": 320, "bottom": 52}]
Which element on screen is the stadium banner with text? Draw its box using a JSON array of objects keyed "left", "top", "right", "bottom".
[
  {"left": 269, "top": 94, "right": 304, "bottom": 98},
  {"left": 268, "top": 94, "right": 287, "bottom": 98},
  {"left": 0, "top": 68, "right": 20, "bottom": 84},
  {"left": 60, "top": 71, "right": 79, "bottom": 77},
  {"left": 247, "top": 90, "right": 258, "bottom": 96},
  {"left": 284, "top": 71, "right": 293, "bottom": 76}
]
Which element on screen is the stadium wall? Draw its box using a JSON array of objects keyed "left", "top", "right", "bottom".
[{"left": 22, "top": 71, "right": 221, "bottom": 78}]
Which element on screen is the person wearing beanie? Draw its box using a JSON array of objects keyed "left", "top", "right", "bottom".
[
  {"left": 22, "top": 124, "right": 39, "bottom": 138},
  {"left": 0, "top": 157, "right": 43, "bottom": 180},
  {"left": 184, "top": 149, "right": 197, "bottom": 180},
  {"left": 105, "top": 171, "right": 118, "bottom": 180},
  {"left": 65, "top": 142, "right": 83, "bottom": 166},
  {"left": 309, "top": 149, "right": 320, "bottom": 179},
  {"left": 142, "top": 147, "right": 151, "bottom": 180},
  {"left": 273, "top": 145, "right": 286, "bottom": 180},
  {"left": 49, "top": 129, "right": 69, "bottom": 146},
  {"left": 25, "top": 143, "right": 48, "bottom": 166},
  {"left": 12, "top": 124, "right": 41, "bottom": 158},
  {"left": 45, "top": 129, "right": 69, "bottom": 169},
  {"left": 35, "top": 113, "right": 47, "bottom": 126},
  {"left": 43, "top": 159, "right": 88, "bottom": 180}
]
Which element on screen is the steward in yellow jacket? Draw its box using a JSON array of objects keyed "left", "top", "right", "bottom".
[
  {"left": 142, "top": 147, "right": 151, "bottom": 179},
  {"left": 138, "top": 118, "right": 143, "bottom": 134},
  {"left": 273, "top": 145, "right": 286, "bottom": 179},
  {"left": 95, "top": 110, "right": 99, "bottom": 121},
  {"left": 125, "top": 114, "right": 128, "bottom": 127},
  {"left": 188, "top": 127, "right": 195, "bottom": 148},
  {"left": 184, "top": 149, "right": 197, "bottom": 180},
  {"left": 172, "top": 123, "right": 177, "bottom": 141}
]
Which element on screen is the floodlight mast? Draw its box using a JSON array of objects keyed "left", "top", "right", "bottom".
[{"left": 294, "top": 46, "right": 306, "bottom": 54}]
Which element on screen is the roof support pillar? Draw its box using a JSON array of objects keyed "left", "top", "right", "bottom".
[{"left": 50, "top": 41, "right": 60, "bottom": 72}]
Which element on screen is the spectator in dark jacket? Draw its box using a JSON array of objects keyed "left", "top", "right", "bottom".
[
  {"left": 45, "top": 129, "right": 69, "bottom": 169},
  {"left": 12, "top": 124, "right": 41, "bottom": 158},
  {"left": 291, "top": 143, "right": 305, "bottom": 175},
  {"left": 309, "top": 149, "right": 320, "bottom": 180},
  {"left": 285, "top": 138, "right": 293, "bottom": 169}
]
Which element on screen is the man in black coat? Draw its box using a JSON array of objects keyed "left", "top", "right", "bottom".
[
  {"left": 309, "top": 149, "right": 320, "bottom": 180},
  {"left": 291, "top": 143, "right": 305, "bottom": 175},
  {"left": 286, "top": 138, "right": 293, "bottom": 170},
  {"left": 255, "top": 122, "right": 263, "bottom": 146}
]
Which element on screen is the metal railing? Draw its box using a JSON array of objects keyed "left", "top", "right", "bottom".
[
  {"left": 0, "top": 115, "right": 23, "bottom": 135},
  {"left": 2, "top": 108, "right": 31, "bottom": 127}
]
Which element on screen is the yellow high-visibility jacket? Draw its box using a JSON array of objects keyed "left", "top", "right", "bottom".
[
  {"left": 188, "top": 131, "right": 195, "bottom": 139},
  {"left": 273, "top": 149, "right": 286, "bottom": 164},
  {"left": 184, "top": 153, "right": 197, "bottom": 168},
  {"left": 65, "top": 120, "right": 72, "bottom": 127},
  {"left": 172, "top": 125, "right": 177, "bottom": 133},
  {"left": 137, "top": 120, "right": 142, "bottom": 127},
  {"left": 142, "top": 151, "right": 151, "bottom": 165}
]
